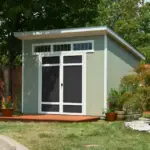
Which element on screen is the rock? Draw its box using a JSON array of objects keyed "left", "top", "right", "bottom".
[{"left": 125, "top": 121, "right": 150, "bottom": 132}]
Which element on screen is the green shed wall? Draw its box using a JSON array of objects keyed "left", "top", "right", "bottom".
[
  {"left": 23, "top": 41, "right": 39, "bottom": 114},
  {"left": 107, "top": 36, "right": 141, "bottom": 94},
  {"left": 86, "top": 51, "right": 104, "bottom": 116},
  {"left": 23, "top": 35, "right": 105, "bottom": 115}
]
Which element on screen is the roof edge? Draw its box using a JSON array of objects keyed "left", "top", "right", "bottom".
[{"left": 106, "top": 27, "right": 146, "bottom": 60}]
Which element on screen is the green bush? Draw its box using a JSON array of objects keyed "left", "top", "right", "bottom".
[
  {"left": 119, "top": 64, "right": 150, "bottom": 113},
  {"left": 108, "top": 64, "right": 150, "bottom": 114},
  {"left": 108, "top": 88, "right": 130, "bottom": 111}
]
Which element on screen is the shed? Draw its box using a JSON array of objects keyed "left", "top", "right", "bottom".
[{"left": 14, "top": 26, "right": 145, "bottom": 116}]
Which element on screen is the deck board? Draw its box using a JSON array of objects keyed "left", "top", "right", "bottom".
[{"left": 0, "top": 115, "right": 100, "bottom": 122}]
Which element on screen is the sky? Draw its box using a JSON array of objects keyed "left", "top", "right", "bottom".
[{"left": 145, "top": 0, "right": 150, "bottom": 2}]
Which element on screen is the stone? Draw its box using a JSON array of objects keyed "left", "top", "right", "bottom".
[{"left": 125, "top": 121, "right": 150, "bottom": 132}]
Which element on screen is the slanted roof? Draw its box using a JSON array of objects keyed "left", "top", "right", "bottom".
[{"left": 14, "top": 26, "right": 145, "bottom": 60}]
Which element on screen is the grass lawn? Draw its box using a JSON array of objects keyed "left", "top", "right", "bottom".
[{"left": 0, "top": 121, "right": 149, "bottom": 150}]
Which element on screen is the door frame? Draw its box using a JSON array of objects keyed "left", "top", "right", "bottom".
[{"left": 38, "top": 51, "right": 86, "bottom": 115}]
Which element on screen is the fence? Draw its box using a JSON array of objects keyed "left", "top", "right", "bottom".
[{"left": 0, "top": 67, "right": 22, "bottom": 112}]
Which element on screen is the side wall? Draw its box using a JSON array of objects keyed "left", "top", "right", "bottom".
[
  {"left": 23, "top": 35, "right": 105, "bottom": 114},
  {"left": 107, "top": 35, "right": 141, "bottom": 94}
]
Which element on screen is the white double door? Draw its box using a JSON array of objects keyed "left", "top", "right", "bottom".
[{"left": 39, "top": 53, "right": 86, "bottom": 115}]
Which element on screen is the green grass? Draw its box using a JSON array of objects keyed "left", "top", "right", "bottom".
[{"left": 0, "top": 121, "right": 149, "bottom": 150}]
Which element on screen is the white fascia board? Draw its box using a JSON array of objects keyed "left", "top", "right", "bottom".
[{"left": 14, "top": 26, "right": 107, "bottom": 37}]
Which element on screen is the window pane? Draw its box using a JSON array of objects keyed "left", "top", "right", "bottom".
[
  {"left": 34, "top": 45, "right": 51, "bottom": 53},
  {"left": 42, "top": 104, "right": 59, "bottom": 112},
  {"left": 73, "top": 43, "right": 92, "bottom": 50},
  {"left": 42, "top": 56, "right": 59, "bottom": 64},
  {"left": 63, "top": 105, "right": 82, "bottom": 113},
  {"left": 63, "top": 66, "right": 82, "bottom": 103},
  {"left": 42, "top": 66, "right": 59, "bottom": 102},
  {"left": 63, "top": 56, "right": 82, "bottom": 63},
  {"left": 53, "top": 44, "right": 71, "bottom": 51}
]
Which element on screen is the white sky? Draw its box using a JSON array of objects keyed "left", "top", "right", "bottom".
[{"left": 145, "top": 0, "right": 150, "bottom": 2}]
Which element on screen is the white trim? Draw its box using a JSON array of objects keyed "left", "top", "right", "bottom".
[
  {"left": 38, "top": 55, "right": 42, "bottom": 113},
  {"left": 41, "top": 102, "right": 60, "bottom": 105},
  {"left": 14, "top": 26, "right": 107, "bottom": 37},
  {"left": 38, "top": 52, "right": 86, "bottom": 115},
  {"left": 42, "top": 64, "right": 60, "bottom": 67},
  {"left": 104, "top": 34, "right": 108, "bottom": 110},
  {"left": 63, "top": 103, "right": 82, "bottom": 105},
  {"left": 82, "top": 53, "right": 86, "bottom": 115},
  {"left": 63, "top": 63, "right": 82, "bottom": 66},
  {"left": 40, "top": 112, "right": 82, "bottom": 115},
  {"left": 22, "top": 40, "right": 24, "bottom": 113},
  {"left": 59, "top": 54, "right": 63, "bottom": 114},
  {"left": 15, "top": 26, "right": 145, "bottom": 60},
  {"left": 32, "top": 40, "right": 94, "bottom": 55}
]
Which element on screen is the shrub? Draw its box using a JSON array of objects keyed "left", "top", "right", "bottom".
[
  {"left": 108, "top": 88, "right": 130, "bottom": 111},
  {"left": 119, "top": 64, "right": 150, "bottom": 113}
]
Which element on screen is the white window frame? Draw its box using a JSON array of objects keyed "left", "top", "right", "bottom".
[
  {"left": 32, "top": 40, "right": 94, "bottom": 55},
  {"left": 38, "top": 52, "right": 86, "bottom": 115}
]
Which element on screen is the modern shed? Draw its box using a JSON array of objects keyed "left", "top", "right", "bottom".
[{"left": 14, "top": 26, "right": 145, "bottom": 116}]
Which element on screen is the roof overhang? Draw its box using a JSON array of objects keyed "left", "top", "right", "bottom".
[{"left": 14, "top": 26, "right": 145, "bottom": 60}]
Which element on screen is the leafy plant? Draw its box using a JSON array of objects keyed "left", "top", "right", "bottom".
[
  {"left": 2, "top": 96, "right": 13, "bottom": 109},
  {"left": 106, "top": 93, "right": 117, "bottom": 113},
  {"left": 108, "top": 88, "right": 130, "bottom": 111}
]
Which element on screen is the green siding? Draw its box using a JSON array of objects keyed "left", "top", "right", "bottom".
[
  {"left": 86, "top": 51, "right": 104, "bottom": 116},
  {"left": 23, "top": 41, "right": 39, "bottom": 114},
  {"left": 23, "top": 35, "right": 104, "bottom": 114},
  {"left": 107, "top": 36, "right": 140, "bottom": 94}
]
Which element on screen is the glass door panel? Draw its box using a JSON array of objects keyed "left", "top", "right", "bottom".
[
  {"left": 63, "top": 66, "right": 82, "bottom": 103},
  {"left": 42, "top": 66, "right": 59, "bottom": 102}
]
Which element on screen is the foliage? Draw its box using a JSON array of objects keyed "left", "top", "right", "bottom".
[
  {"left": 120, "top": 64, "right": 150, "bottom": 113},
  {"left": 106, "top": 89, "right": 120, "bottom": 112},
  {"left": 94, "top": 0, "right": 150, "bottom": 63},
  {"left": 121, "top": 74, "right": 140, "bottom": 92},
  {"left": 2, "top": 96, "right": 13, "bottom": 109},
  {"left": 108, "top": 88, "right": 131, "bottom": 111}
]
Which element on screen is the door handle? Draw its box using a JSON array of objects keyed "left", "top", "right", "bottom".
[{"left": 61, "top": 83, "right": 63, "bottom": 86}]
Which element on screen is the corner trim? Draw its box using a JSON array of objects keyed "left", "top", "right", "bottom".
[
  {"left": 104, "top": 34, "right": 108, "bottom": 110},
  {"left": 22, "top": 40, "right": 24, "bottom": 113}
]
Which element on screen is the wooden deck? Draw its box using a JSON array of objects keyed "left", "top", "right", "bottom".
[{"left": 0, "top": 115, "right": 100, "bottom": 122}]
